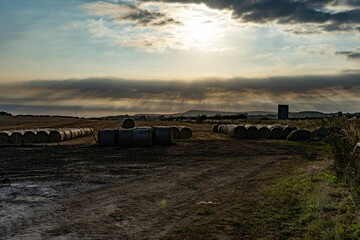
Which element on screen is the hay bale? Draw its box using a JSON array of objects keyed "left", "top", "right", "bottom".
[
  {"left": 257, "top": 126, "right": 271, "bottom": 139},
  {"left": 98, "top": 129, "right": 117, "bottom": 146},
  {"left": 10, "top": 131, "right": 25, "bottom": 144},
  {"left": 171, "top": 126, "right": 181, "bottom": 139},
  {"left": 228, "top": 125, "right": 246, "bottom": 138},
  {"left": 79, "top": 128, "right": 86, "bottom": 137},
  {"left": 117, "top": 128, "right": 134, "bottom": 147},
  {"left": 311, "top": 126, "right": 328, "bottom": 139},
  {"left": 62, "top": 128, "right": 73, "bottom": 140},
  {"left": 83, "top": 127, "right": 94, "bottom": 136},
  {"left": 153, "top": 126, "right": 173, "bottom": 145},
  {"left": 122, "top": 118, "right": 135, "bottom": 129},
  {"left": 133, "top": 127, "right": 152, "bottom": 147},
  {"left": 282, "top": 125, "right": 297, "bottom": 139},
  {"left": 268, "top": 126, "right": 283, "bottom": 139},
  {"left": 23, "top": 130, "right": 37, "bottom": 144},
  {"left": 212, "top": 124, "right": 219, "bottom": 132},
  {"left": 178, "top": 126, "right": 192, "bottom": 139},
  {"left": 36, "top": 129, "right": 50, "bottom": 143},
  {"left": 0, "top": 131, "right": 11, "bottom": 145},
  {"left": 49, "top": 129, "right": 66, "bottom": 143},
  {"left": 217, "top": 125, "right": 225, "bottom": 133},
  {"left": 69, "top": 128, "right": 81, "bottom": 138},
  {"left": 287, "top": 130, "right": 311, "bottom": 141},
  {"left": 245, "top": 125, "right": 260, "bottom": 139}
]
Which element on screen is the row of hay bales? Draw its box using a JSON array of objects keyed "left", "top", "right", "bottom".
[
  {"left": 0, "top": 127, "right": 93, "bottom": 145},
  {"left": 213, "top": 124, "right": 312, "bottom": 141},
  {"left": 98, "top": 126, "right": 192, "bottom": 147}
]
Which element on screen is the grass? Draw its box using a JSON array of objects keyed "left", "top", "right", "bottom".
[{"left": 162, "top": 138, "right": 360, "bottom": 239}]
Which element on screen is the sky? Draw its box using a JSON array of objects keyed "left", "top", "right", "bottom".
[{"left": 0, "top": 0, "right": 359, "bottom": 117}]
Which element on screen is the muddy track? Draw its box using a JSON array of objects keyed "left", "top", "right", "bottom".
[{"left": 0, "top": 138, "right": 307, "bottom": 240}]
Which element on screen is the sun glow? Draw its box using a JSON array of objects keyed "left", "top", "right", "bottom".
[
  {"left": 138, "top": 2, "right": 232, "bottom": 51},
  {"left": 175, "top": 6, "right": 227, "bottom": 50}
]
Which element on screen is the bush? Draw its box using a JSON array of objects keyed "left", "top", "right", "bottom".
[{"left": 327, "top": 119, "right": 360, "bottom": 188}]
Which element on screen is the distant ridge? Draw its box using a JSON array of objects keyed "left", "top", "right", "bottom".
[{"left": 169, "top": 109, "right": 276, "bottom": 117}]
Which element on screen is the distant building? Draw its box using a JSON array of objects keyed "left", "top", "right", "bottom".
[{"left": 278, "top": 105, "right": 289, "bottom": 120}]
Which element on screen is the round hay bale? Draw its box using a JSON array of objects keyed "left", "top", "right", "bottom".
[
  {"left": 49, "top": 129, "right": 66, "bottom": 142},
  {"left": 171, "top": 126, "right": 181, "bottom": 139},
  {"left": 178, "top": 126, "right": 192, "bottom": 139},
  {"left": 311, "top": 126, "right": 328, "bottom": 139},
  {"left": 245, "top": 125, "right": 260, "bottom": 139},
  {"left": 62, "top": 128, "right": 72, "bottom": 140},
  {"left": 70, "top": 128, "right": 81, "bottom": 138},
  {"left": 228, "top": 125, "right": 246, "bottom": 138},
  {"left": 257, "top": 126, "right": 271, "bottom": 139},
  {"left": 287, "top": 130, "right": 311, "bottom": 141},
  {"left": 133, "top": 128, "right": 152, "bottom": 147},
  {"left": 282, "top": 126, "right": 297, "bottom": 139},
  {"left": 152, "top": 126, "right": 173, "bottom": 145},
  {"left": 23, "top": 130, "right": 37, "bottom": 144},
  {"left": 268, "top": 126, "right": 283, "bottom": 139},
  {"left": 212, "top": 124, "right": 219, "bottom": 132},
  {"left": 117, "top": 128, "right": 134, "bottom": 147},
  {"left": 121, "top": 118, "right": 135, "bottom": 129},
  {"left": 83, "top": 127, "right": 93, "bottom": 136},
  {"left": 0, "top": 131, "right": 11, "bottom": 145},
  {"left": 79, "top": 128, "right": 86, "bottom": 137},
  {"left": 10, "top": 130, "right": 25, "bottom": 144},
  {"left": 217, "top": 125, "right": 224, "bottom": 133},
  {"left": 98, "top": 129, "right": 117, "bottom": 146},
  {"left": 36, "top": 129, "right": 50, "bottom": 143}
]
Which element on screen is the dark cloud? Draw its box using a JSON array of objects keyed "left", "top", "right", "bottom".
[
  {"left": 140, "top": 0, "right": 360, "bottom": 32},
  {"left": 0, "top": 73, "right": 359, "bottom": 116},
  {"left": 119, "top": 6, "right": 181, "bottom": 26},
  {"left": 336, "top": 50, "right": 360, "bottom": 60}
]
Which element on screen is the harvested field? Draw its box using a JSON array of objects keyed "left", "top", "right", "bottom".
[{"left": 0, "top": 116, "right": 333, "bottom": 239}]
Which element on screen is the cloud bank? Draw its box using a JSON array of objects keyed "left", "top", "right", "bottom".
[
  {"left": 1, "top": 73, "right": 359, "bottom": 116},
  {"left": 140, "top": 0, "right": 360, "bottom": 33}
]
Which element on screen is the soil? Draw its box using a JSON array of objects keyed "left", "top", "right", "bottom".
[{"left": 0, "top": 116, "right": 313, "bottom": 239}]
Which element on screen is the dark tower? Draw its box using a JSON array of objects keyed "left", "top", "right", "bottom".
[{"left": 278, "top": 104, "right": 289, "bottom": 120}]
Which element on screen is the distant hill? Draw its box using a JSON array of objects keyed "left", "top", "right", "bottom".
[
  {"left": 0, "top": 111, "right": 12, "bottom": 116},
  {"left": 170, "top": 110, "right": 241, "bottom": 117},
  {"left": 169, "top": 109, "right": 276, "bottom": 117},
  {"left": 290, "top": 111, "right": 334, "bottom": 118}
]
